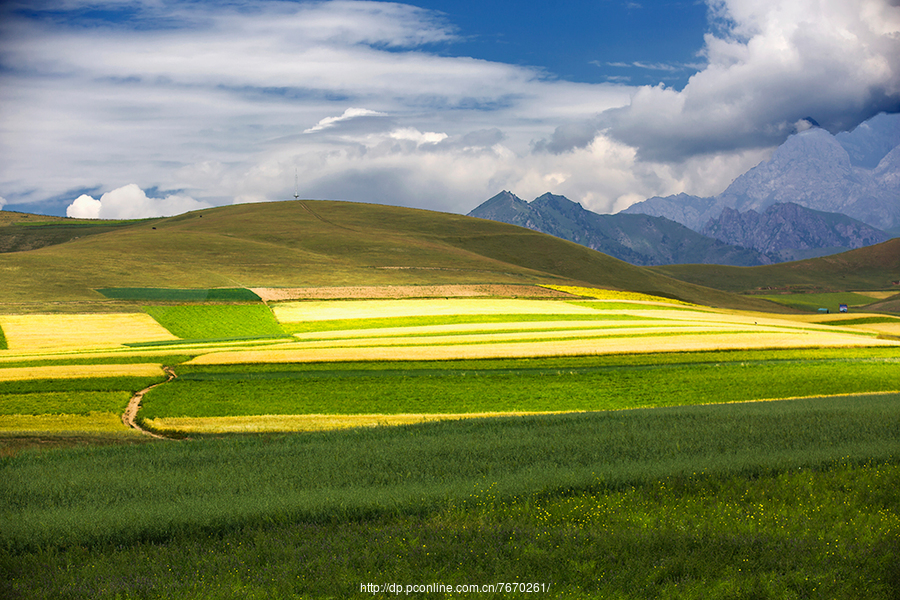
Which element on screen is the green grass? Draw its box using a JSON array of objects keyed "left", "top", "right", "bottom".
[
  {"left": 0, "top": 377, "right": 166, "bottom": 396},
  {"left": 4, "top": 459, "right": 894, "bottom": 599},
  {"left": 819, "top": 316, "right": 900, "bottom": 326},
  {"left": 0, "top": 355, "right": 193, "bottom": 369},
  {"left": 2, "top": 393, "right": 899, "bottom": 555},
  {"left": 754, "top": 292, "right": 879, "bottom": 312},
  {"left": 0, "top": 200, "right": 782, "bottom": 312},
  {"left": 0, "top": 325, "right": 6, "bottom": 350},
  {"left": 0, "top": 392, "right": 131, "bottom": 416},
  {"left": 97, "top": 288, "right": 261, "bottom": 302},
  {"left": 144, "top": 304, "right": 287, "bottom": 340},
  {"left": 141, "top": 351, "right": 900, "bottom": 418}
]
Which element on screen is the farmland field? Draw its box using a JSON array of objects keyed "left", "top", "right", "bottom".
[
  {"left": 2, "top": 393, "right": 899, "bottom": 598},
  {"left": 143, "top": 304, "right": 287, "bottom": 340},
  {"left": 1, "top": 274, "right": 899, "bottom": 597}
]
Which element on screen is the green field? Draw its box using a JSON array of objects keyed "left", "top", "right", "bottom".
[
  {"left": 754, "top": 292, "right": 880, "bottom": 312},
  {"left": 143, "top": 304, "right": 287, "bottom": 340},
  {"left": 141, "top": 349, "right": 900, "bottom": 419},
  {"left": 97, "top": 288, "right": 262, "bottom": 302},
  {"left": 2, "top": 393, "right": 899, "bottom": 597}
]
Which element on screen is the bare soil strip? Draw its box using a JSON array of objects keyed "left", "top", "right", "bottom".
[
  {"left": 121, "top": 367, "right": 176, "bottom": 439},
  {"left": 251, "top": 284, "right": 577, "bottom": 302}
]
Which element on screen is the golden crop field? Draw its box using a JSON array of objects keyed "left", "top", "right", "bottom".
[
  {"left": 145, "top": 412, "right": 562, "bottom": 434},
  {"left": 0, "top": 363, "right": 165, "bottom": 381},
  {"left": 0, "top": 412, "right": 140, "bottom": 434},
  {"left": 190, "top": 329, "right": 894, "bottom": 365},
  {"left": 272, "top": 298, "right": 601, "bottom": 322},
  {"left": 0, "top": 313, "right": 177, "bottom": 352}
]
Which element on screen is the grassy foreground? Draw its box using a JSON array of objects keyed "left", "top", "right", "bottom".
[{"left": 2, "top": 393, "right": 899, "bottom": 598}]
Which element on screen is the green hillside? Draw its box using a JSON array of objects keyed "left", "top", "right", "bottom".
[
  {"left": 0, "top": 200, "right": 787, "bottom": 312},
  {"left": 651, "top": 238, "right": 900, "bottom": 295}
]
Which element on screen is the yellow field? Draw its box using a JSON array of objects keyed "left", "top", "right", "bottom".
[
  {"left": 189, "top": 329, "right": 895, "bottom": 365},
  {"left": 0, "top": 363, "right": 165, "bottom": 381},
  {"left": 145, "top": 412, "right": 563, "bottom": 434},
  {"left": 272, "top": 298, "right": 601, "bottom": 322},
  {"left": 0, "top": 412, "right": 141, "bottom": 434},
  {"left": 0, "top": 313, "right": 176, "bottom": 352},
  {"left": 541, "top": 285, "right": 695, "bottom": 305}
]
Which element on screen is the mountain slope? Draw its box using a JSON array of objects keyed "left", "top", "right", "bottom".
[
  {"left": 469, "top": 191, "right": 767, "bottom": 266},
  {"left": 701, "top": 202, "right": 891, "bottom": 261},
  {"left": 650, "top": 238, "right": 900, "bottom": 295},
  {"left": 0, "top": 199, "right": 785, "bottom": 312},
  {"left": 623, "top": 112, "right": 900, "bottom": 232}
]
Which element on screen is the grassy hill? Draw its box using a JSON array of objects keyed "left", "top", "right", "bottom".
[
  {"left": 650, "top": 238, "right": 900, "bottom": 295},
  {"left": 0, "top": 200, "right": 786, "bottom": 312}
]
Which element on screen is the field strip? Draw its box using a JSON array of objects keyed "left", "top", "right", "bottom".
[
  {"left": 143, "top": 390, "right": 900, "bottom": 434},
  {"left": 291, "top": 318, "right": 676, "bottom": 339},
  {"left": 0, "top": 313, "right": 177, "bottom": 351},
  {"left": 272, "top": 298, "right": 603, "bottom": 322},
  {"left": 0, "top": 412, "right": 143, "bottom": 434},
  {"left": 252, "top": 284, "right": 574, "bottom": 301},
  {"left": 287, "top": 326, "right": 763, "bottom": 349},
  {"left": 188, "top": 331, "right": 899, "bottom": 364},
  {"left": 144, "top": 412, "right": 567, "bottom": 434},
  {"left": 0, "top": 363, "right": 165, "bottom": 381}
]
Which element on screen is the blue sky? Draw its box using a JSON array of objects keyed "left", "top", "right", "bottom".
[{"left": 1, "top": 0, "right": 899, "bottom": 218}]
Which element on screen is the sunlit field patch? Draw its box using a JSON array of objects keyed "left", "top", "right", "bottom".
[
  {"left": 189, "top": 328, "right": 894, "bottom": 365},
  {"left": 541, "top": 285, "right": 696, "bottom": 305},
  {"left": 272, "top": 298, "right": 601, "bottom": 323},
  {"left": 144, "top": 412, "right": 560, "bottom": 434},
  {"left": 0, "top": 363, "right": 164, "bottom": 381},
  {"left": 0, "top": 314, "right": 176, "bottom": 351},
  {"left": 0, "top": 412, "right": 140, "bottom": 434},
  {"left": 144, "top": 304, "right": 286, "bottom": 340}
]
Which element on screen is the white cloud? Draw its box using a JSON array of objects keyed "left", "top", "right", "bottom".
[
  {"left": 66, "top": 194, "right": 102, "bottom": 219},
  {"left": 304, "top": 108, "right": 387, "bottom": 133},
  {"left": 600, "top": 0, "right": 900, "bottom": 161},
  {"left": 1, "top": 0, "right": 897, "bottom": 221},
  {"left": 0, "top": 195, "right": 6, "bottom": 210},
  {"left": 65, "top": 184, "right": 211, "bottom": 219}
]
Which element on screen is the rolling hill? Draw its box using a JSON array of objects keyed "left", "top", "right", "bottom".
[
  {"left": 0, "top": 200, "right": 788, "bottom": 312},
  {"left": 650, "top": 237, "right": 900, "bottom": 295}
]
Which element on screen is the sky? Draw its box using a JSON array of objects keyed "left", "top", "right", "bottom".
[{"left": 1, "top": 0, "right": 899, "bottom": 219}]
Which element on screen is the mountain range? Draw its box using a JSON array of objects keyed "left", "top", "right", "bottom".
[
  {"left": 470, "top": 112, "right": 898, "bottom": 266},
  {"left": 623, "top": 113, "right": 900, "bottom": 233},
  {"left": 469, "top": 191, "right": 768, "bottom": 266}
]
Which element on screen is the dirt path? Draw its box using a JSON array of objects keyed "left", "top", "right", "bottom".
[{"left": 122, "top": 367, "right": 176, "bottom": 439}]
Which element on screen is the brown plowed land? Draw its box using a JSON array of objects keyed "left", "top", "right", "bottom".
[{"left": 252, "top": 284, "right": 578, "bottom": 302}]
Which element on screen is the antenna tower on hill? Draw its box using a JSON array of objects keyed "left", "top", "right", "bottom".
[{"left": 294, "top": 169, "right": 300, "bottom": 199}]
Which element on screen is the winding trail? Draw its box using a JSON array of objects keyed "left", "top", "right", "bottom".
[{"left": 122, "top": 366, "right": 176, "bottom": 439}]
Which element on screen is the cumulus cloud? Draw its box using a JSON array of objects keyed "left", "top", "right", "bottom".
[
  {"left": 599, "top": 0, "right": 900, "bottom": 161},
  {"left": 0, "top": 196, "right": 6, "bottom": 210},
  {"left": 1, "top": 0, "right": 898, "bottom": 220},
  {"left": 65, "top": 184, "right": 211, "bottom": 219}
]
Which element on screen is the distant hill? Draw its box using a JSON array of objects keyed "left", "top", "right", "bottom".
[
  {"left": 469, "top": 191, "right": 768, "bottom": 266},
  {"left": 650, "top": 238, "right": 900, "bottom": 296},
  {"left": 701, "top": 202, "right": 891, "bottom": 262},
  {"left": 623, "top": 112, "right": 900, "bottom": 232},
  {"left": 0, "top": 200, "right": 786, "bottom": 312}
]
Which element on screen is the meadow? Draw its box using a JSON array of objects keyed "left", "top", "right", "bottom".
[
  {"left": 140, "top": 349, "right": 900, "bottom": 425},
  {"left": 1, "top": 284, "right": 899, "bottom": 598},
  {"left": 2, "top": 393, "right": 899, "bottom": 597}
]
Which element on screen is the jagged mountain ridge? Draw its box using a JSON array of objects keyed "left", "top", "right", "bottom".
[
  {"left": 701, "top": 202, "right": 891, "bottom": 262},
  {"left": 623, "top": 112, "right": 900, "bottom": 232},
  {"left": 468, "top": 191, "right": 769, "bottom": 266}
]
